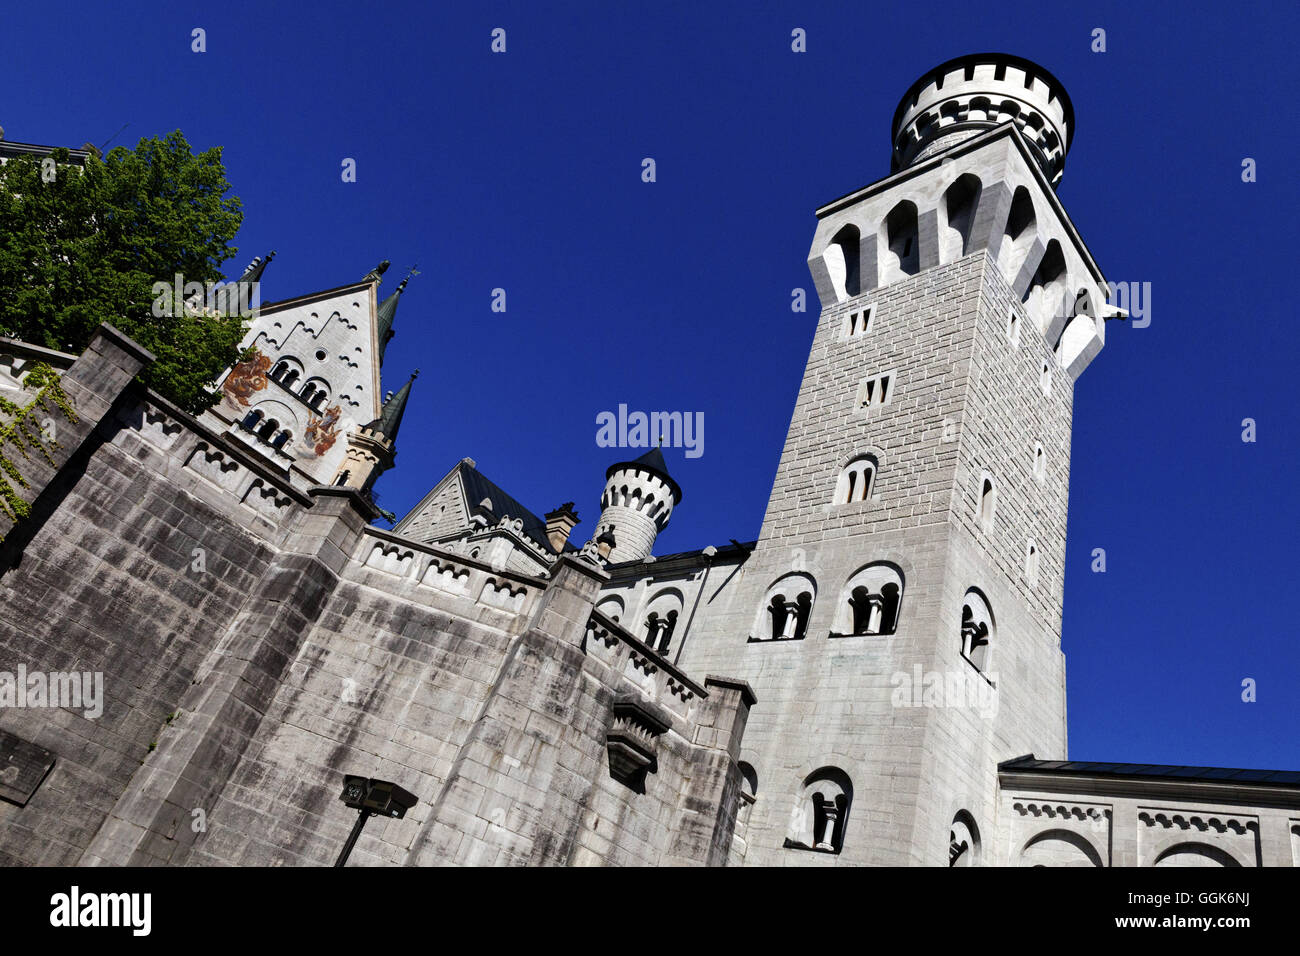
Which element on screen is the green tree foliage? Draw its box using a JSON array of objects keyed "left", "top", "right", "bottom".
[{"left": 0, "top": 131, "right": 246, "bottom": 412}]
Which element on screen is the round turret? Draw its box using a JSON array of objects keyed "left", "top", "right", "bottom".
[
  {"left": 595, "top": 448, "right": 682, "bottom": 563},
  {"left": 890, "top": 53, "right": 1074, "bottom": 187}
]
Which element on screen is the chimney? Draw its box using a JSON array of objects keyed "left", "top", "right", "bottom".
[{"left": 544, "top": 502, "right": 580, "bottom": 552}]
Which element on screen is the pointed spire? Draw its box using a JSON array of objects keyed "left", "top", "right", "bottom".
[
  {"left": 368, "top": 370, "right": 418, "bottom": 443},
  {"left": 238, "top": 250, "right": 276, "bottom": 284},
  {"left": 376, "top": 272, "right": 411, "bottom": 363}
]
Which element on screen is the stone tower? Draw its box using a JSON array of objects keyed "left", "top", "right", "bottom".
[
  {"left": 332, "top": 370, "right": 417, "bottom": 492},
  {"left": 675, "top": 54, "right": 1117, "bottom": 865},
  {"left": 595, "top": 448, "right": 682, "bottom": 563}
]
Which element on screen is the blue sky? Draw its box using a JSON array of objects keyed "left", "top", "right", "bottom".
[{"left": 5, "top": 1, "right": 1296, "bottom": 771}]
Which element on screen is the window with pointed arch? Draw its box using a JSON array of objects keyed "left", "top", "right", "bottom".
[
  {"left": 949, "top": 810, "right": 981, "bottom": 867},
  {"left": 750, "top": 573, "right": 815, "bottom": 642},
  {"left": 834, "top": 455, "right": 878, "bottom": 505},
  {"left": 1025, "top": 540, "right": 1040, "bottom": 589},
  {"left": 960, "top": 588, "right": 994, "bottom": 673},
  {"left": 832, "top": 562, "right": 903, "bottom": 637},
  {"left": 784, "top": 767, "right": 852, "bottom": 854}
]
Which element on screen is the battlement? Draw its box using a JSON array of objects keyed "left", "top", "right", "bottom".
[{"left": 891, "top": 53, "right": 1074, "bottom": 187}]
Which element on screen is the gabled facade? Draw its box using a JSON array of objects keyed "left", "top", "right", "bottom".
[{"left": 206, "top": 262, "right": 414, "bottom": 490}]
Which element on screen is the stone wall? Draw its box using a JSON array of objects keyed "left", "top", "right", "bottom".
[{"left": 0, "top": 327, "right": 753, "bottom": 867}]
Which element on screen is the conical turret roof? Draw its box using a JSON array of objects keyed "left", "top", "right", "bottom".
[{"left": 367, "top": 370, "right": 418, "bottom": 443}]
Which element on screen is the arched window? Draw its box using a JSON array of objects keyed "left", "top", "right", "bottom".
[
  {"left": 977, "top": 474, "right": 996, "bottom": 531},
  {"left": 1006, "top": 307, "right": 1022, "bottom": 347},
  {"left": 833, "top": 562, "right": 904, "bottom": 637},
  {"left": 1024, "top": 240, "right": 1068, "bottom": 330},
  {"left": 256, "top": 418, "right": 279, "bottom": 442},
  {"left": 961, "top": 588, "right": 994, "bottom": 672},
  {"left": 997, "top": 186, "right": 1037, "bottom": 283},
  {"left": 1025, "top": 540, "right": 1040, "bottom": 588},
  {"left": 940, "top": 174, "right": 982, "bottom": 262},
  {"left": 833, "top": 455, "right": 878, "bottom": 505},
  {"left": 1040, "top": 360, "right": 1053, "bottom": 397},
  {"left": 1033, "top": 442, "right": 1046, "bottom": 479},
  {"left": 642, "top": 590, "right": 684, "bottom": 654},
  {"left": 785, "top": 767, "right": 852, "bottom": 854},
  {"left": 301, "top": 377, "right": 332, "bottom": 410},
  {"left": 880, "top": 200, "right": 920, "bottom": 283},
  {"left": 595, "top": 595, "right": 625, "bottom": 625},
  {"left": 825, "top": 223, "right": 861, "bottom": 301},
  {"left": 752, "top": 573, "right": 816, "bottom": 642},
  {"left": 271, "top": 429, "right": 292, "bottom": 451},
  {"left": 270, "top": 357, "right": 304, "bottom": 388},
  {"left": 949, "top": 811, "right": 981, "bottom": 867},
  {"left": 643, "top": 610, "right": 678, "bottom": 654},
  {"left": 240, "top": 408, "right": 264, "bottom": 432}
]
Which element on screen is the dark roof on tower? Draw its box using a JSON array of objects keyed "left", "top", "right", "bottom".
[
  {"left": 366, "top": 370, "right": 417, "bottom": 442},
  {"left": 376, "top": 275, "right": 408, "bottom": 363},
  {"left": 606, "top": 446, "right": 683, "bottom": 503}
]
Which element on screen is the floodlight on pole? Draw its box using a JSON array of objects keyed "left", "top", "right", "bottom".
[{"left": 335, "top": 774, "right": 418, "bottom": 867}]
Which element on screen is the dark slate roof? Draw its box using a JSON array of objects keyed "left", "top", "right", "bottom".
[
  {"left": 606, "top": 446, "right": 682, "bottom": 503},
  {"left": 0, "top": 140, "right": 95, "bottom": 166},
  {"left": 376, "top": 276, "right": 408, "bottom": 363},
  {"left": 237, "top": 250, "right": 276, "bottom": 284},
  {"left": 605, "top": 539, "right": 755, "bottom": 574},
  {"left": 367, "top": 371, "right": 417, "bottom": 443},
  {"left": 459, "top": 461, "right": 574, "bottom": 554},
  {"left": 998, "top": 755, "right": 1300, "bottom": 788}
]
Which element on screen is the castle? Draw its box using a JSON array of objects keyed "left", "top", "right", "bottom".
[{"left": 1, "top": 54, "right": 1296, "bottom": 867}]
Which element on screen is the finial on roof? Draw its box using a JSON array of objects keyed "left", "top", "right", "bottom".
[{"left": 362, "top": 259, "right": 391, "bottom": 283}]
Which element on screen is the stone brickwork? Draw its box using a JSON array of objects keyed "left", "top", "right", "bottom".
[
  {"left": 2, "top": 53, "right": 1293, "bottom": 868},
  {"left": 0, "top": 327, "right": 754, "bottom": 867}
]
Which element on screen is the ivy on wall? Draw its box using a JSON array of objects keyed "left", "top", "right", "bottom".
[{"left": 0, "top": 363, "right": 78, "bottom": 531}]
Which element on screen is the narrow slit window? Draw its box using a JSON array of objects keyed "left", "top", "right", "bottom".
[
  {"left": 857, "top": 371, "right": 897, "bottom": 410},
  {"left": 978, "top": 477, "right": 996, "bottom": 530}
]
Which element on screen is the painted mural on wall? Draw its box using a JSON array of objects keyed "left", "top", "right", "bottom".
[
  {"left": 222, "top": 349, "right": 271, "bottom": 408},
  {"left": 303, "top": 405, "right": 342, "bottom": 457}
]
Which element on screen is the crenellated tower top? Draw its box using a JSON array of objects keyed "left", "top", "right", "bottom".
[{"left": 890, "top": 53, "right": 1074, "bottom": 187}]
